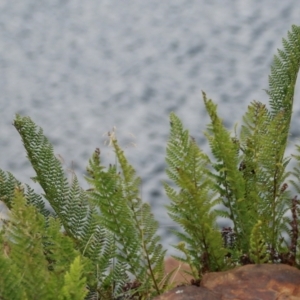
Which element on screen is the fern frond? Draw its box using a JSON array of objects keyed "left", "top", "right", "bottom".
[
  {"left": 64, "top": 176, "right": 91, "bottom": 240},
  {"left": 239, "top": 101, "right": 291, "bottom": 251},
  {"left": 13, "top": 115, "right": 71, "bottom": 232},
  {"left": 86, "top": 141, "right": 166, "bottom": 297},
  {"left": 43, "top": 217, "right": 79, "bottom": 274},
  {"left": 0, "top": 246, "right": 25, "bottom": 300},
  {"left": 86, "top": 149, "right": 138, "bottom": 259},
  {"left": 165, "top": 112, "right": 226, "bottom": 275},
  {"left": 13, "top": 115, "right": 104, "bottom": 260},
  {"left": 249, "top": 220, "right": 269, "bottom": 264},
  {"left": 0, "top": 169, "right": 51, "bottom": 220},
  {"left": 111, "top": 138, "right": 167, "bottom": 297},
  {"left": 6, "top": 188, "right": 52, "bottom": 299},
  {"left": 268, "top": 25, "right": 300, "bottom": 118},
  {"left": 203, "top": 92, "right": 249, "bottom": 250},
  {"left": 60, "top": 256, "right": 88, "bottom": 300},
  {"left": 0, "top": 170, "right": 21, "bottom": 209},
  {"left": 25, "top": 184, "right": 51, "bottom": 218}
]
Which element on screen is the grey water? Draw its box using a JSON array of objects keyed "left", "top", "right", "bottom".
[{"left": 1, "top": 0, "right": 300, "bottom": 255}]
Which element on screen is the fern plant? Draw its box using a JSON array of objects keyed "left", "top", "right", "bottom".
[
  {"left": 165, "top": 24, "right": 300, "bottom": 272},
  {"left": 0, "top": 115, "right": 168, "bottom": 299},
  {"left": 85, "top": 138, "right": 168, "bottom": 298},
  {"left": 0, "top": 24, "right": 300, "bottom": 299}
]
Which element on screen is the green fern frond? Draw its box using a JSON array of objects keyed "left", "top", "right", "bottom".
[
  {"left": 165, "top": 112, "right": 226, "bottom": 275},
  {"left": 268, "top": 25, "right": 300, "bottom": 118},
  {"left": 64, "top": 176, "right": 91, "bottom": 240},
  {"left": 240, "top": 102, "right": 291, "bottom": 251},
  {"left": 13, "top": 115, "right": 105, "bottom": 260},
  {"left": 13, "top": 115, "right": 71, "bottom": 231},
  {"left": 43, "top": 217, "right": 79, "bottom": 275},
  {"left": 203, "top": 92, "right": 249, "bottom": 251},
  {"left": 24, "top": 184, "right": 51, "bottom": 218},
  {"left": 0, "top": 169, "right": 51, "bottom": 219},
  {"left": 266, "top": 26, "right": 300, "bottom": 188},
  {"left": 111, "top": 138, "right": 167, "bottom": 297},
  {"left": 86, "top": 149, "right": 138, "bottom": 258},
  {"left": 60, "top": 256, "right": 88, "bottom": 300},
  {"left": 86, "top": 139, "right": 166, "bottom": 297},
  {"left": 0, "top": 244, "right": 25, "bottom": 300},
  {"left": 0, "top": 170, "right": 20, "bottom": 209},
  {"left": 249, "top": 220, "right": 269, "bottom": 264},
  {"left": 6, "top": 188, "right": 53, "bottom": 299}
]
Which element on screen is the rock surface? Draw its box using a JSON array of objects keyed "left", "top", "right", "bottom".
[{"left": 154, "top": 264, "right": 300, "bottom": 300}]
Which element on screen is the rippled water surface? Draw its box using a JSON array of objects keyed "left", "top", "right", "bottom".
[{"left": 1, "top": 0, "right": 300, "bottom": 253}]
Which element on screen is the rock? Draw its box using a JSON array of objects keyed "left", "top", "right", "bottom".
[
  {"left": 153, "top": 285, "right": 221, "bottom": 300},
  {"left": 202, "top": 264, "right": 300, "bottom": 299},
  {"left": 154, "top": 264, "right": 300, "bottom": 300}
]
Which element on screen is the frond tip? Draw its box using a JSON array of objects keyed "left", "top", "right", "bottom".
[{"left": 61, "top": 256, "right": 88, "bottom": 300}]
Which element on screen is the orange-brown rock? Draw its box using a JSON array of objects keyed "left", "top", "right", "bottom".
[
  {"left": 155, "top": 264, "right": 300, "bottom": 300},
  {"left": 153, "top": 285, "right": 221, "bottom": 300}
]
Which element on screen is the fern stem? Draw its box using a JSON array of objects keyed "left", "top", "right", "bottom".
[
  {"left": 142, "top": 239, "right": 161, "bottom": 295},
  {"left": 272, "top": 170, "right": 277, "bottom": 251},
  {"left": 222, "top": 174, "right": 242, "bottom": 249}
]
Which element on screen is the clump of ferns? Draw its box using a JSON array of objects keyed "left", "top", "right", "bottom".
[{"left": 218, "top": 193, "right": 300, "bottom": 268}]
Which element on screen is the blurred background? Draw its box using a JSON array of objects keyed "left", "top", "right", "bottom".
[{"left": 0, "top": 0, "right": 300, "bottom": 254}]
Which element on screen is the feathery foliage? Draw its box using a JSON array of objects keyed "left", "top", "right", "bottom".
[
  {"left": 86, "top": 134, "right": 167, "bottom": 298},
  {"left": 249, "top": 220, "right": 269, "bottom": 264},
  {"left": 61, "top": 256, "right": 88, "bottom": 300},
  {"left": 0, "top": 24, "right": 300, "bottom": 298},
  {"left": 0, "top": 115, "right": 167, "bottom": 299},
  {"left": 165, "top": 24, "right": 300, "bottom": 272},
  {"left": 0, "top": 188, "right": 89, "bottom": 300},
  {"left": 165, "top": 113, "right": 226, "bottom": 275}
]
